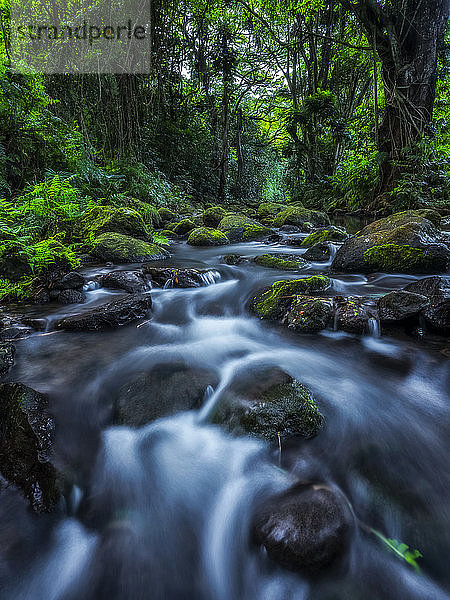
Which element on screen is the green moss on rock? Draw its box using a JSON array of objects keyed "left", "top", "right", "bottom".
[
  {"left": 173, "top": 219, "right": 196, "bottom": 235},
  {"left": 285, "top": 296, "right": 334, "bottom": 333},
  {"left": 252, "top": 275, "right": 330, "bottom": 320},
  {"left": 254, "top": 254, "right": 307, "bottom": 271},
  {"left": 363, "top": 244, "right": 431, "bottom": 273},
  {"left": 203, "top": 206, "right": 228, "bottom": 228},
  {"left": 81, "top": 205, "right": 148, "bottom": 239},
  {"left": 218, "top": 214, "right": 271, "bottom": 242},
  {"left": 92, "top": 232, "right": 169, "bottom": 263},
  {"left": 273, "top": 207, "right": 330, "bottom": 228},
  {"left": 157, "top": 207, "right": 176, "bottom": 224},
  {"left": 301, "top": 227, "right": 348, "bottom": 247},
  {"left": 257, "top": 202, "right": 287, "bottom": 219},
  {"left": 187, "top": 227, "right": 229, "bottom": 246}
]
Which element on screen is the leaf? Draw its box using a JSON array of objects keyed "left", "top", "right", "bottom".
[{"left": 371, "top": 529, "right": 422, "bottom": 573}]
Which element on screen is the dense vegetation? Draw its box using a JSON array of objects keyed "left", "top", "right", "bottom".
[{"left": 0, "top": 0, "right": 449, "bottom": 300}]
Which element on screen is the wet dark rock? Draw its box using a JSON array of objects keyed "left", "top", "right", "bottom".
[
  {"left": 285, "top": 297, "right": 334, "bottom": 333},
  {"left": 279, "top": 225, "right": 301, "bottom": 234},
  {"left": 56, "top": 293, "right": 152, "bottom": 331},
  {"left": 334, "top": 297, "right": 376, "bottom": 334},
  {"left": 377, "top": 290, "right": 430, "bottom": 323},
  {"left": 0, "top": 343, "right": 15, "bottom": 377},
  {"left": 332, "top": 210, "right": 449, "bottom": 274},
  {"left": 116, "top": 363, "right": 219, "bottom": 426},
  {"left": 54, "top": 271, "right": 85, "bottom": 290},
  {"left": 100, "top": 270, "right": 148, "bottom": 294},
  {"left": 404, "top": 277, "right": 450, "bottom": 333},
  {"left": 56, "top": 289, "right": 87, "bottom": 305},
  {"left": 252, "top": 483, "right": 353, "bottom": 574},
  {"left": 223, "top": 254, "right": 244, "bottom": 265},
  {"left": 144, "top": 266, "right": 218, "bottom": 288},
  {"left": 0, "top": 326, "right": 31, "bottom": 341},
  {"left": 285, "top": 236, "right": 306, "bottom": 248},
  {"left": 212, "top": 367, "right": 323, "bottom": 441},
  {"left": 303, "top": 242, "right": 331, "bottom": 262},
  {"left": 0, "top": 383, "right": 60, "bottom": 511}
]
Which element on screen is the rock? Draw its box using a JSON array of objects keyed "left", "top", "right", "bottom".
[
  {"left": 211, "top": 368, "right": 323, "bottom": 441},
  {"left": 0, "top": 383, "right": 60, "bottom": 511},
  {"left": 301, "top": 227, "right": 348, "bottom": 247},
  {"left": 187, "top": 227, "right": 229, "bottom": 246},
  {"left": 334, "top": 297, "right": 376, "bottom": 334},
  {"left": 56, "top": 293, "right": 152, "bottom": 331},
  {"left": 144, "top": 266, "right": 218, "bottom": 288},
  {"left": 100, "top": 271, "right": 148, "bottom": 293},
  {"left": 303, "top": 243, "right": 331, "bottom": 262},
  {"left": 0, "top": 343, "right": 15, "bottom": 377},
  {"left": 252, "top": 483, "right": 352, "bottom": 574},
  {"left": 172, "top": 219, "right": 196, "bottom": 235},
  {"left": 332, "top": 210, "right": 450, "bottom": 274},
  {"left": 54, "top": 271, "right": 85, "bottom": 290},
  {"left": 91, "top": 233, "right": 169, "bottom": 263},
  {"left": 217, "top": 214, "right": 271, "bottom": 242},
  {"left": 256, "top": 202, "right": 287, "bottom": 219},
  {"left": 115, "top": 363, "right": 219, "bottom": 426},
  {"left": 161, "top": 229, "right": 179, "bottom": 239},
  {"left": 285, "top": 297, "right": 334, "bottom": 333},
  {"left": 273, "top": 207, "right": 330, "bottom": 228},
  {"left": 251, "top": 275, "right": 330, "bottom": 320},
  {"left": 442, "top": 216, "right": 450, "bottom": 231},
  {"left": 157, "top": 207, "right": 176, "bottom": 224},
  {"left": 223, "top": 254, "right": 244, "bottom": 265},
  {"left": 56, "top": 289, "right": 87, "bottom": 304},
  {"left": 254, "top": 254, "right": 307, "bottom": 271},
  {"left": 404, "top": 277, "right": 450, "bottom": 333},
  {"left": 280, "top": 225, "right": 301, "bottom": 233},
  {"left": 80, "top": 205, "right": 149, "bottom": 239},
  {"left": 285, "top": 236, "right": 306, "bottom": 247},
  {"left": 203, "top": 206, "right": 228, "bottom": 228},
  {"left": 377, "top": 290, "right": 430, "bottom": 322}
]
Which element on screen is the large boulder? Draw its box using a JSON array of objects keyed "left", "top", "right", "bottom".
[
  {"left": 187, "top": 227, "right": 229, "bottom": 246},
  {"left": 273, "top": 207, "right": 330, "bottom": 228},
  {"left": 56, "top": 293, "right": 152, "bottom": 331},
  {"left": 144, "top": 266, "right": 219, "bottom": 288},
  {"left": 303, "top": 242, "right": 331, "bottom": 262},
  {"left": 334, "top": 297, "right": 376, "bottom": 334},
  {"left": 0, "top": 343, "right": 15, "bottom": 377},
  {"left": 115, "top": 363, "right": 219, "bottom": 427},
  {"left": 301, "top": 226, "right": 348, "bottom": 247},
  {"left": 217, "top": 214, "right": 271, "bottom": 242},
  {"left": 99, "top": 270, "right": 148, "bottom": 293},
  {"left": 252, "top": 483, "right": 353, "bottom": 574},
  {"left": 377, "top": 290, "right": 430, "bottom": 323},
  {"left": 254, "top": 254, "right": 308, "bottom": 271},
  {"left": 332, "top": 210, "right": 449, "bottom": 274},
  {"left": 91, "top": 233, "right": 169, "bottom": 263},
  {"left": 285, "top": 297, "right": 334, "bottom": 333},
  {"left": 211, "top": 368, "right": 323, "bottom": 441},
  {"left": 81, "top": 205, "right": 148, "bottom": 239},
  {"left": 251, "top": 275, "right": 330, "bottom": 320},
  {"left": 0, "top": 383, "right": 60, "bottom": 512},
  {"left": 404, "top": 277, "right": 450, "bottom": 333},
  {"left": 157, "top": 207, "right": 176, "bottom": 225},
  {"left": 172, "top": 219, "right": 196, "bottom": 236},
  {"left": 203, "top": 206, "right": 228, "bottom": 228},
  {"left": 256, "top": 202, "right": 287, "bottom": 219}
]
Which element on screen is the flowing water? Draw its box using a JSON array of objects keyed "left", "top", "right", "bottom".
[{"left": 1, "top": 238, "right": 450, "bottom": 600}]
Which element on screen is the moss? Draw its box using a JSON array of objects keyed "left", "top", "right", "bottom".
[
  {"left": 254, "top": 254, "right": 306, "bottom": 271},
  {"left": 273, "top": 207, "right": 330, "bottom": 228},
  {"left": 161, "top": 229, "right": 179, "bottom": 239},
  {"left": 92, "top": 232, "right": 168, "bottom": 263},
  {"left": 256, "top": 202, "right": 287, "bottom": 218},
  {"left": 172, "top": 219, "right": 196, "bottom": 235},
  {"left": 301, "top": 227, "right": 348, "bottom": 247},
  {"left": 187, "top": 227, "right": 229, "bottom": 246},
  {"left": 81, "top": 205, "right": 148, "bottom": 239},
  {"left": 242, "top": 224, "right": 271, "bottom": 240},
  {"left": 239, "top": 381, "right": 324, "bottom": 441},
  {"left": 363, "top": 244, "right": 431, "bottom": 273},
  {"left": 218, "top": 214, "right": 270, "bottom": 241},
  {"left": 157, "top": 207, "right": 176, "bottom": 224},
  {"left": 203, "top": 206, "right": 227, "bottom": 228},
  {"left": 253, "top": 275, "right": 330, "bottom": 319}
]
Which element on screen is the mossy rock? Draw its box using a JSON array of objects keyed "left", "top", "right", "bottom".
[
  {"left": 303, "top": 242, "right": 331, "bottom": 262},
  {"left": 187, "top": 227, "right": 229, "bottom": 246},
  {"left": 172, "top": 219, "right": 196, "bottom": 235},
  {"left": 257, "top": 202, "right": 287, "bottom": 219},
  {"left": 273, "top": 207, "right": 330, "bottom": 228},
  {"left": 254, "top": 254, "right": 307, "bottom": 271},
  {"left": 217, "top": 214, "right": 271, "bottom": 242},
  {"left": 285, "top": 296, "right": 334, "bottom": 333},
  {"left": 203, "top": 206, "right": 228, "bottom": 228},
  {"left": 81, "top": 205, "right": 148, "bottom": 239},
  {"left": 301, "top": 226, "right": 348, "bottom": 247},
  {"left": 252, "top": 275, "right": 330, "bottom": 320},
  {"left": 332, "top": 210, "right": 449, "bottom": 274},
  {"left": 92, "top": 232, "right": 169, "bottom": 263},
  {"left": 161, "top": 229, "right": 179, "bottom": 239},
  {"left": 157, "top": 207, "right": 176, "bottom": 224}
]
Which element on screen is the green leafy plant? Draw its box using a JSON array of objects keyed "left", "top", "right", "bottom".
[{"left": 371, "top": 529, "right": 422, "bottom": 573}]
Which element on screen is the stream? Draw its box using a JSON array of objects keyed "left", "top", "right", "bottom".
[{"left": 1, "top": 236, "right": 450, "bottom": 600}]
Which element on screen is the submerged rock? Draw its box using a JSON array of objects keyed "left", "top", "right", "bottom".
[
  {"left": 405, "top": 277, "right": 450, "bottom": 333},
  {"left": 332, "top": 210, "right": 449, "bottom": 274},
  {"left": 0, "top": 383, "right": 60, "bottom": 512},
  {"left": 0, "top": 343, "right": 15, "bottom": 377},
  {"left": 187, "top": 227, "right": 229, "bottom": 246},
  {"left": 92, "top": 233, "right": 169, "bottom": 263},
  {"left": 100, "top": 270, "right": 148, "bottom": 294},
  {"left": 144, "top": 266, "right": 218, "bottom": 288},
  {"left": 301, "top": 227, "right": 348, "bottom": 247},
  {"left": 56, "top": 293, "right": 152, "bottom": 331},
  {"left": 252, "top": 483, "right": 353, "bottom": 574},
  {"left": 285, "top": 297, "right": 334, "bottom": 333},
  {"left": 303, "top": 242, "right": 331, "bottom": 262},
  {"left": 217, "top": 214, "right": 271, "bottom": 242},
  {"left": 254, "top": 254, "right": 307, "bottom": 271},
  {"left": 116, "top": 363, "right": 219, "bottom": 426}
]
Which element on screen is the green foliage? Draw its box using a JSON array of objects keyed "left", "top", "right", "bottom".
[{"left": 371, "top": 529, "right": 422, "bottom": 573}]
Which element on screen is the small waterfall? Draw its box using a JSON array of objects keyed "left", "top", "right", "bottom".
[
  {"left": 163, "top": 279, "right": 174, "bottom": 289},
  {"left": 333, "top": 307, "right": 340, "bottom": 331},
  {"left": 199, "top": 270, "right": 221, "bottom": 286},
  {"left": 367, "top": 317, "right": 381, "bottom": 338},
  {"left": 83, "top": 280, "right": 100, "bottom": 292}
]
